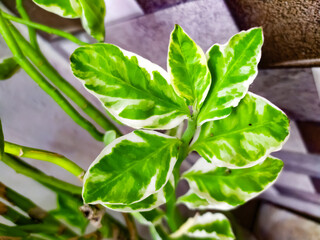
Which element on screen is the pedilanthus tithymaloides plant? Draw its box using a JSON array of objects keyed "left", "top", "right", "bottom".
[{"left": 70, "top": 25, "right": 290, "bottom": 239}]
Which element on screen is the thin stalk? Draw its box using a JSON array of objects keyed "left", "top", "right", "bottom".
[
  {"left": 7, "top": 20, "right": 122, "bottom": 136},
  {"left": 0, "top": 223, "right": 46, "bottom": 240},
  {"left": 0, "top": 201, "right": 34, "bottom": 225},
  {"left": 166, "top": 118, "right": 197, "bottom": 233},
  {"left": 0, "top": 12, "right": 104, "bottom": 141},
  {"left": 16, "top": 0, "right": 39, "bottom": 50},
  {"left": 1, "top": 153, "right": 82, "bottom": 195},
  {"left": 0, "top": 182, "right": 77, "bottom": 238},
  {"left": 2, "top": 12, "right": 87, "bottom": 45},
  {"left": 4, "top": 141, "right": 85, "bottom": 178},
  {"left": 122, "top": 213, "right": 138, "bottom": 240}
]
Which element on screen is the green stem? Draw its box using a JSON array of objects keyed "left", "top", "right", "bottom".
[
  {"left": 165, "top": 118, "right": 197, "bottom": 233},
  {"left": 4, "top": 141, "right": 85, "bottom": 178},
  {"left": 1, "top": 153, "right": 82, "bottom": 195},
  {"left": 0, "top": 12, "right": 104, "bottom": 141},
  {"left": 0, "top": 182, "right": 77, "bottom": 238},
  {"left": 8, "top": 22, "right": 121, "bottom": 136},
  {"left": 15, "top": 0, "right": 39, "bottom": 51},
  {"left": 0, "top": 201, "right": 34, "bottom": 225},
  {"left": 2, "top": 12, "right": 87, "bottom": 45},
  {"left": 0, "top": 223, "right": 46, "bottom": 240}
]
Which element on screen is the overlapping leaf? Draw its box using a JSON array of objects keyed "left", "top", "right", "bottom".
[
  {"left": 197, "top": 28, "right": 263, "bottom": 126},
  {"left": 168, "top": 25, "right": 211, "bottom": 111},
  {"left": 32, "top": 0, "right": 81, "bottom": 18},
  {"left": 182, "top": 157, "right": 283, "bottom": 210},
  {"left": 191, "top": 93, "right": 289, "bottom": 168},
  {"left": 32, "top": 0, "right": 105, "bottom": 41},
  {"left": 82, "top": 130, "right": 181, "bottom": 205},
  {"left": 171, "top": 212, "right": 234, "bottom": 240},
  {"left": 0, "top": 57, "right": 20, "bottom": 80},
  {"left": 71, "top": 43, "right": 190, "bottom": 129},
  {"left": 104, "top": 179, "right": 174, "bottom": 212}
]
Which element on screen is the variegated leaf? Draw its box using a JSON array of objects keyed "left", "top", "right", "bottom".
[
  {"left": 178, "top": 190, "right": 211, "bottom": 210},
  {"left": 0, "top": 57, "right": 20, "bottom": 80},
  {"left": 182, "top": 157, "right": 283, "bottom": 210},
  {"left": 132, "top": 208, "right": 164, "bottom": 226},
  {"left": 168, "top": 25, "right": 211, "bottom": 111},
  {"left": 71, "top": 43, "right": 190, "bottom": 129},
  {"left": 32, "top": 0, "right": 81, "bottom": 18},
  {"left": 77, "top": 0, "right": 106, "bottom": 42},
  {"left": 104, "top": 179, "right": 174, "bottom": 212},
  {"left": 171, "top": 212, "right": 234, "bottom": 240},
  {"left": 197, "top": 28, "right": 263, "bottom": 126},
  {"left": 191, "top": 93, "right": 289, "bottom": 168},
  {"left": 82, "top": 130, "right": 180, "bottom": 205}
]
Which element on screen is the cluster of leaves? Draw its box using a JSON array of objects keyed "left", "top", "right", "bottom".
[
  {"left": 69, "top": 25, "right": 290, "bottom": 239},
  {"left": 32, "top": 0, "right": 106, "bottom": 41}
]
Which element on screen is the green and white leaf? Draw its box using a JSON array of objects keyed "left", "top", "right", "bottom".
[
  {"left": 0, "top": 119, "right": 3, "bottom": 159},
  {"left": 171, "top": 212, "right": 234, "bottom": 240},
  {"left": 0, "top": 57, "right": 20, "bottom": 80},
  {"left": 104, "top": 178, "right": 174, "bottom": 212},
  {"left": 77, "top": 0, "right": 106, "bottom": 42},
  {"left": 50, "top": 193, "right": 89, "bottom": 234},
  {"left": 82, "top": 130, "right": 181, "bottom": 205},
  {"left": 197, "top": 28, "right": 263, "bottom": 126},
  {"left": 178, "top": 190, "right": 212, "bottom": 210},
  {"left": 182, "top": 157, "right": 283, "bottom": 210},
  {"left": 168, "top": 24, "right": 211, "bottom": 111},
  {"left": 32, "top": 0, "right": 81, "bottom": 18},
  {"left": 71, "top": 43, "right": 190, "bottom": 130},
  {"left": 191, "top": 92, "right": 290, "bottom": 168}
]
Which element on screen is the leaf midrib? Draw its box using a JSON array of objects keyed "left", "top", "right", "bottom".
[
  {"left": 91, "top": 138, "right": 180, "bottom": 201},
  {"left": 207, "top": 30, "right": 260, "bottom": 104},
  {"left": 84, "top": 52, "right": 189, "bottom": 114}
]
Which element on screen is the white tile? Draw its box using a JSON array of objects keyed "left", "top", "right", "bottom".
[{"left": 105, "top": 0, "right": 144, "bottom": 25}]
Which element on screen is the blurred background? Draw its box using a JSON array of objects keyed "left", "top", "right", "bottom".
[{"left": 0, "top": 0, "right": 319, "bottom": 239}]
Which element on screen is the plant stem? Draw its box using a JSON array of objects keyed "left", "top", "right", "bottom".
[
  {"left": 2, "top": 12, "right": 87, "bottom": 45},
  {"left": 1, "top": 153, "right": 82, "bottom": 195},
  {"left": 165, "top": 118, "right": 197, "bottom": 233},
  {"left": 15, "top": 0, "right": 39, "bottom": 51},
  {"left": 4, "top": 141, "right": 85, "bottom": 178},
  {"left": 0, "top": 12, "right": 105, "bottom": 141},
  {"left": 0, "top": 223, "right": 47, "bottom": 240},
  {"left": 122, "top": 213, "right": 138, "bottom": 240},
  {"left": 7, "top": 20, "right": 122, "bottom": 137},
  {"left": 0, "top": 201, "right": 34, "bottom": 225},
  {"left": 0, "top": 182, "right": 77, "bottom": 238}
]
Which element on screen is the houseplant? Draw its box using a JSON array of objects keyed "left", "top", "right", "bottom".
[{"left": 0, "top": 1, "right": 289, "bottom": 239}]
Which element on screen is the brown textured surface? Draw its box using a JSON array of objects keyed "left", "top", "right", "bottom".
[
  {"left": 225, "top": 0, "right": 320, "bottom": 68},
  {"left": 137, "top": 0, "right": 197, "bottom": 13},
  {"left": 2, "top": 0, "right": 82, "bottom": 39}
]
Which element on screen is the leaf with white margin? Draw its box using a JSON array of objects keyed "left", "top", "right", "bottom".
[
  {"left": 191, "top": 92, "right": 289, "bottom": 168},
  {"left": 105, "top": 179, "right": 174, "bottom": 212},
  {"left": 82, "top": 130, "right": 180, "bottom": 205},
  {"left": 171, "top": 212, "right": 234, "bottom": 240},
  {"left": 182, "top": 157, "right": 283, "bottom": 210},
  {"left": 32, "top": 0, "right": 81, "bottom": 18},
  {"left": 77, "top": 0, "right": 106, "bottom": 42},
  {"left": 197, "top": 28, "right": 263, "bottom": 126},
  {"left": 0, "top": 57, "right": 20, "bottom": 80},
  {"left": 71, "top": 43, "right": 190, "bottom": 130},
  {"left": 132, "top": 208, "right": 164, "bottom": 225},
  {"left": 168, "top": 25, "right": 211, "bottom": 111},
  {"left": 178, "top": 190, "right": 212, "bottom": 210}
]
